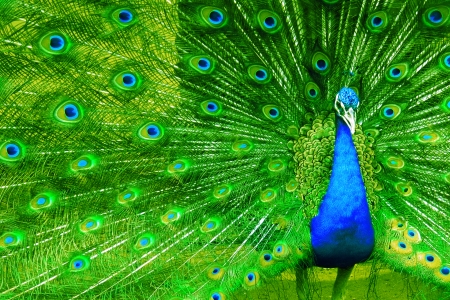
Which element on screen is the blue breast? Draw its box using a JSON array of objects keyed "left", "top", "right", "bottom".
[{"left": 310, "top": 117, "right": 375, "bottom": 268}]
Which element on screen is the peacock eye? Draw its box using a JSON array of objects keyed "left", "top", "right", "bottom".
[
  {"left": 71, "top": 155, "right": 97, "bottom": 171},
  {"left": 189, "top": 56, "right": 215, "bottom": 74},
  {"left": 30, "top": 193, "right": 56, "bottom": 211},
  {"left": 0, "top": 141, "right": 24, "bottom": 162},
  {"left": 213, "top": 184, "right": 231, "bottom": 199},
  {"left": 260, "top": 188, "right": 277, "bottom": 202},
  {"left": 304, "top": 82, "right": 321, "bottom": 100},
  {"left": 385, "top": 156, "right": 405, "bottom": 169},
  {"left": 417, "top": 131, "right": 439, "bottom": 144},
  {"left": 268, "top": 159, "right": 285, "bottom": 172},
  {"left": 439, "top": 52, "right": 450, "bottom": 71},
  {"left": 257, "top": 10, "right": 283, "bottom": 33},
  {"left": 210, "top": 292, "right": 226, "bottom": 300},
  {"left": 118, "top": 189, "right": 139, "bottom": 204},
  {"left": 79, "top": 217, "right": 102, "bottom": 233},
  {"left": 232, "top": 140, "right": 253, "bottom": 152},
  {"left": 201, "top": 7, "right": 228, "bottom": 28},
  {"left": 380, "top": 104, "right": 401, "bottom": 120},
  {"left": 366, "top": 11, "right": 388, "bottom": 32},
  {"left": 201, "top": 100, "right": 223, "bottom": 116},
  {"left": 138, "top": 122, "right": 164, "bottom": 141},
  {"left": 111, "top": 8, "right": 138, "bottom": 26},
  {"left": 201, "top": 218, "right": 220, "bottom": 233},
  {"left": 248, "top": 65, "right": 271, "bottom": 84},
  {"left": 385, "top": 63, "right": 409, "bottom": 82},
  {"left": 207, "top": 265, "right": 225, "bottom": 280},
  {"left": 161, "top": 209, "right": 182, "bottom": 224},
  {"left": 364, "top": 129, "right": 380, "bottom": 138},
  {"left": 69, "top": 255, "right": 90, "bottom": 272},
  {"left": 55, "top": 101, "right": 83, "bottom": 123},
  {"left": 262, "top": 105, "right": 282, "bottom": 121},
  {"left": 0, "top": 232, "right": 23, "bottom": 248},
  {"left": 273, "top": 242, "right": 290, "bottom": 259},
  {"left": 38, "top": 32, "right": 71, "bottom": 55},
  {"left": 113, "top": 71, "right": 141, "bottom": 91},
  {"left": 134, "top": 233, "right": 155, "bottom": 250},
  {"left": 423, "top": 6, "right": 450, "bottom": 27},
  {"left": 244, "top": 271, "right": 260, "bottom": 287},
  {"left": 312, "top": 52, "right": 331, "bottom": 75},
  {"left": 167, "top": 159, "right": 189, "bottom": 174},
  {"left": 395, "top": 182, "right": 413, "bottom": 197}
]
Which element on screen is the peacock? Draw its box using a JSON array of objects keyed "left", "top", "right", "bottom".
[{"left": 1, "top": 0, "right": 450, "bottom": 299}]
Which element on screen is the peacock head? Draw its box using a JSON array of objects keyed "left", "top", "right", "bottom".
[{"left": 334, "top": 87, "right": 359, "bottom": 134}]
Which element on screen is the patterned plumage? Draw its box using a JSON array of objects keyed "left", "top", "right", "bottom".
[{"left": 1, "top": 0, "right": 450, "bottom": 299}]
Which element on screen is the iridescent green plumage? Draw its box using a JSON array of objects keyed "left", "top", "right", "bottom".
[{"left": 1, "top": 0, "right": 450, "bottom": 299}]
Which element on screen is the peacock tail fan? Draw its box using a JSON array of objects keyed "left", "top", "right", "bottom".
[{"left": 0, "top": 0, "right": 449, "bottom": 299}]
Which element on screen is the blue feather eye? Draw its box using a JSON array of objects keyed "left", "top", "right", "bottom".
[
  {"left": 167, "top": 159, "right": 189, "bottom": 174},
  {"left": 436, "top": 266, "right": 450, "bottom": 282},
  {"left": 259, "top": 251, "right": 275, "bottom": 267},
  {"left": 244, "top": 271, "right": 260, "bottom": 287},
  {"left": 305, "top": 82, "right": 321, "bottom": 100},
  {"left": 0, "top": 141, "right": 24, "bottom": 162},
  {"left": 200, "top": 100, "right": 223, "bottom": 116},
  {"left": 55, "top": 101, "right": 83, "bottom": 123},
  {"left": 366, "top": 11, "right": 388, "bottom": 32},
  {"left": 418, "top": 252, "right": 442, "bottom": 269},
  {"left": 232, "top": 140, "right": 253, "bottom": 153},
  {"left": 423, "top": 6, "right": 449, "bottom": 27},
  {"left": 113, "top": 71, "right": 141, "bottom": 91},
  {"left": 71, "top": 155, "right": 97, "bottom": 171},
  {"left": 134, "top": 233, "right": 155, "bottom": 250},
  {"left": 207, "top": 265, "right": 225, "bottom": 280},
  {"left": 30, "top": 192, "right": 56, "bottom": 211},
  {"left": 201, "top": 218, "right": 220, "bottom": 233},
  {"left": 312, "top": 52, "right": 331, "bottom": 74},
  {"left": 262, "top": 105, "right": 282, "bottom": 121},
  {"left": 439, "top": 53, "right": 450, "bottom": 71},
  {"left": 38, "top": 32, "right": 71, "bottom": 55},
  {"left": 248, "top": 65, "right": 271, "bottom": 84},
  {"left": 201, "top": 7, "right": 228, "bottom": 28},
  {"left": 111, "top": 8, "right": 137, "bottom": 27},
  {"left": 210, "top": 292, "right": 226, "bottom": 300},
  {"left": 0, "top": 232, "right": 23, "bottom": 248},
  {"left": 380, "top": 104, "right": 402, "bottom": 120},
  {"left": 385, "top": 63, "right": 409, "bottom": 82},
  {"left": 257, "top": 10, "right": 282, "bottom": 33},
  {"left": 213, "top": 184, "right": 231, "bottom": 199},
  {"left": 69, "top": 255, "right": 90, "bottom": 272},
  {"left": 273, "top": 242, "right": 290, "bottom": 259},
  {"left": 118, "top": 188, "right": 139, "bottom": 205},
  {"left": 260, "top": 188, "right": 277, "bottom": 202},
  {"left": 79, "top": 216, "right": 102, "bottom": 233},
  {"left": 161, "top": 209, "right": 182, "bottom": 224},
  {"left": 189, "top": 56, "right": 215, "bottom": 74},
  {"left": 138, "top": 122, "right": 164, "bottom": 141}
]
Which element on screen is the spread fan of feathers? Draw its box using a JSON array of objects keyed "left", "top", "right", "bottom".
[{"left": 1, "top": 0, "right": 450, "bottom": 299}]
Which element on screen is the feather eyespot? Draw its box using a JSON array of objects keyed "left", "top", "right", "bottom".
[
  {"left": 0, "top": 141, "right": 24, "bottom": 162},
  {"left": 385, "top": 63, "right": 409, "bottom": 82},
  {"left": 260, "top": 188, "right": 277, "bottom": 202},
  {"left": 312, "top": 52, "right": 331, "bottom": 75},
  {"left": 0, "top": 232, "right": 23, "bottom": 248},
  {"left": 69, "top": 255, "right": 90, "bottom": 272},
  {"left": 207, "top": 265, "right": 225, "bottom": 280},
  {"left": 134, "top": 234, "right": 155, "bottom": 250},
  {"left": 439, "top": 53, "right": 450, "bottom": 71},
  {"left": 380, "top": 104, "right": 401, "bottom": 120},
  {"left": 80, "top": 217, "right": 102, "bottom": 233},
  {"left": 138, "top": 122, "right": 164, "bottom": 141},
  {"left": 257, "top": 10, "right": 283, "bottom": 33},
  {"left": 262, "top": 105, "right": 282, "bottom": 121},
  {"left": 305, "top": 82, "right": 321, "bottom": 100},
  {"left": 244, "top": 271, "right": 260, "bottom": 287},
  {"left": 55, "top": 101, "right": 83, "bottom": 123},
  {"left": 201, "top": 7, "right": 228, "bottom": 28},
  {"left": 38, "top": 32, "right": 71, "bottom": 55},
  {"left": 113, "top": 71, "right": 141, "bottom": 91},
  {"left": 423, "top": 6, "right": 450, "bottom": 27},
  {"left": 366, "top": 11, "right": 388, "bottom": 32},
  {"left": 189, "top": 56, "right": 215, "bottom": 74},
  {"left": 248, "top": 65, "right": 271, "bottom": 84},
  {"left": 201, "top": 100, "right": 222, "bottom": 116},
  {"left": 111, "top": 8, "right": 137, "bottom": 26}
]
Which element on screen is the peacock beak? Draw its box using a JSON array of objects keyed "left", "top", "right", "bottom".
[{"left": 334, "top": 94, "right": 357, "bottom": 134}]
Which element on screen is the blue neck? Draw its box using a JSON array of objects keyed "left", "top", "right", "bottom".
[{"left": 310, "top": 117, "right": 374, "bottom": 268}]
